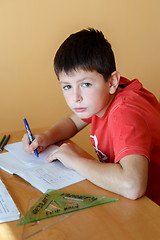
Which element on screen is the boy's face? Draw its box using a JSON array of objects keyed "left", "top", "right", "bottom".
[{"left": 59, "top": 69, "right": 115, "bottom": 119}]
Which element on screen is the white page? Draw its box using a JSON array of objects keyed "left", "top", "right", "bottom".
[
  {"left": 0, "top": 179, "right": 20, "bottom": 223},
  {"left": 0, "top": 152, "right": 30, "bottom": 174},
  {"left": 1, "top": 141, "right": 85, "bottom": 192},
  {"left": 16, "top": 161, "right": 85, "bottom": 193},
  {"left": 5, "top": 142, "right": 59, "bottom": 166}
]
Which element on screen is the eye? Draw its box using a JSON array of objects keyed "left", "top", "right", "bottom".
[
  {"left": 82, "top": 82, "right": 92, "bottom": 88},
  {"left": 63, "top": 85, "right": 72, "bottom": 90}
]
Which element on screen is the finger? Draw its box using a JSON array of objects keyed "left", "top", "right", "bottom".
[
  {"left": 22, "top": 133, "right": 29, "bottom": 145},
  {"left": 30, "top": 139, "right": 39, "bottom": 151},
  {"left": 22, "top": 134, "right": 32, "bottom": 152},
  {"left": 37, "top": 146, "right": 46, "bottom": 153},
  {"left": 46, "top": 150, "right": 58, "bottom": 163}
]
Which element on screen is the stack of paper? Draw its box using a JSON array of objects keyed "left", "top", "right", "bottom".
[
  {"left": 0, "top": 179, "right": 20, "bottom": 223},
  {"left": 0, "top": 142, "right": 85, "bottom": 193}
]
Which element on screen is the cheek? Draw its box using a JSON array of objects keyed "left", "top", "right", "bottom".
[
  {"left": 87, "top": 89, "right": 102, "bottom": 102},
  {"left": 88, "top": 89, "right": 109, "bottom": 108},
  {"left": 62, "top": 92, "right": 72, "bottom": 105}
]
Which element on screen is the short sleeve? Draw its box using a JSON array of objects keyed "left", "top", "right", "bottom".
[{"left": 108, "top": 106, "right": 152, "bottom": 163}]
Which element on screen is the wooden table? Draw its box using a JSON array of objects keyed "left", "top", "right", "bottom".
[{"left": 0, "top": 130, "right": 160, "bottom": 240}]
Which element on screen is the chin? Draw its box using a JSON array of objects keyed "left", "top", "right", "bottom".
[{"left": 75, "top": 112, "right": 93, "bottom": 119}]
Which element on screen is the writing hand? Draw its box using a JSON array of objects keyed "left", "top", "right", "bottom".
[{"left": 22, "top": 133, "right": 48, "bottom": 154}]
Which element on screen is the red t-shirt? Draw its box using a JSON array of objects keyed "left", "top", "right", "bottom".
[{"left": 82, "top": 77, "right": 160, "bottom": 205}]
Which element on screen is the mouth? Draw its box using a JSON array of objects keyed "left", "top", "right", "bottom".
[{"left": 74, "top": 108, "right": 87, "bottom": 113}]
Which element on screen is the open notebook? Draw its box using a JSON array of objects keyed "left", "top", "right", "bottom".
[{"left": 0, "top": 142, "right": 85, "bottom": 193}]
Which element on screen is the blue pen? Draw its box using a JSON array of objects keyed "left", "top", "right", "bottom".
[{"left": 23, "top": 118, "right": 39, "bottom": 157}]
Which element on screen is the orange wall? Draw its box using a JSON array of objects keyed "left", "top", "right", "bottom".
[{"left": 1, "top": 0, "right": 160, "bottom": 155}]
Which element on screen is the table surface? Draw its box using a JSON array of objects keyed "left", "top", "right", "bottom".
[{"left": 0, "top": 129, "right": 160, "bottom": 240}]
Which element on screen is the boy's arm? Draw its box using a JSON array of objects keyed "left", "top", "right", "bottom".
[
  {"left": 44, "top": 113, "right": 88, "bottom": 145},
  {"left": 77, "top": 154, "right": 148, "bottom": 200},
  {"left": 47, "top": 144, "right": 148, "bottom": 200}
]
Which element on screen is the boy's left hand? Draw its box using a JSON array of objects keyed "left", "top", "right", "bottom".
[{"left": 46, "top": 143, "right": 81, "bottom": 170}]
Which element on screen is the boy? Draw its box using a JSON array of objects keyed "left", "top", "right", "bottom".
[{"left": 22, "top": 28, "right": 160, "bottom": 205}]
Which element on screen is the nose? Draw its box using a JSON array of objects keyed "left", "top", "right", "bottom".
[{"left": 73, "top": 88, "right": 83, "bottom": 102}]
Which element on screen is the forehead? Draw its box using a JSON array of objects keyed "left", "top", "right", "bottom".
[{"left": 59, "top": 69, "right": 104, "bottom": 83}]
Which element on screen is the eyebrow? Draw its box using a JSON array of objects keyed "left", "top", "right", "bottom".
[{"left": 60, "top": 77, "right": 93, "bottom": 85}]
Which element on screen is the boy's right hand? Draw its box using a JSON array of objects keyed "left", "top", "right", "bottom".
[{"left": 22, "top": 133, "right": 48, "bottom": 154}]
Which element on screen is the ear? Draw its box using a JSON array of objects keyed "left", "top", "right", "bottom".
[{"left": 109, "top": 71, "right": 120, "bottom": 94}]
